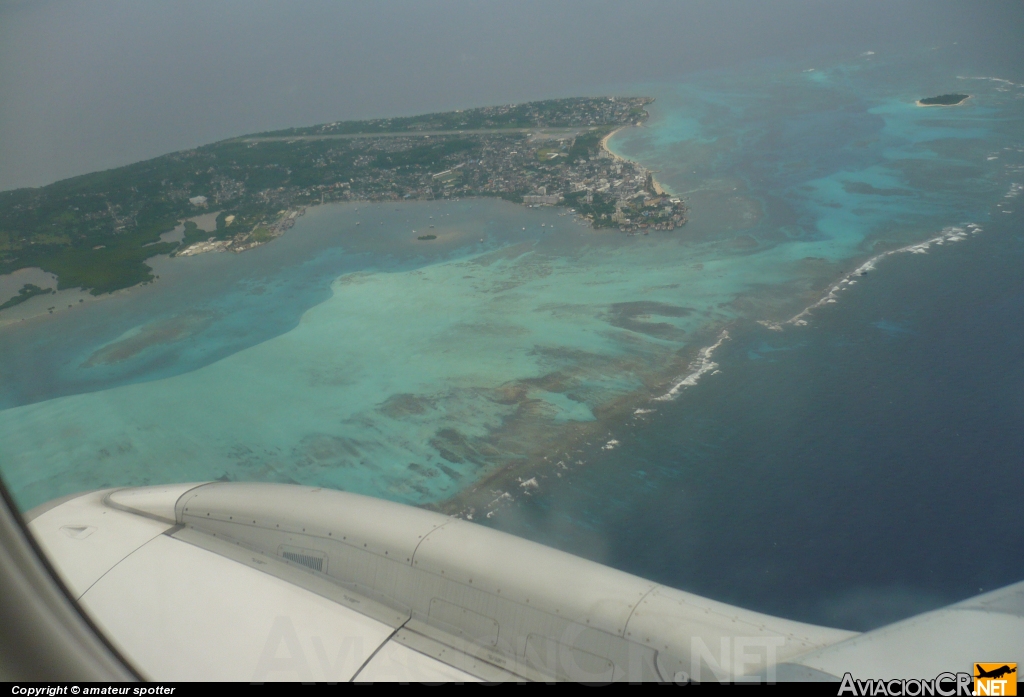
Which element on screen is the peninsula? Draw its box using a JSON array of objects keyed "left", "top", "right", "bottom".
[{"left": 0, "top": 98, "right": 686, "bottom": 298}]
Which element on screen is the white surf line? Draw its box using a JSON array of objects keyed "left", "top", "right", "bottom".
[
  {"left": 653, "top": 330, "right": 730, "bottom": 402},
  {"left": 762, "top": 223, "right": 984, "bottom": 331},
  {"left": 957, "top": 75, "right": 1021, "bottom": 88}
]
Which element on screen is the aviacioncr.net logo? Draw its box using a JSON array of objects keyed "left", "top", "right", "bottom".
[
  {"left": 973, "top": 663, "right": 1017, "bottom": 696},
  {"left": 838, "top": 672, "right": 974, "bottom": 696}
]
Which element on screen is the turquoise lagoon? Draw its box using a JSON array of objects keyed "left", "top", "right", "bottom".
[{"left": 1, "top": 48, "right": 1021, "bottom": 523}]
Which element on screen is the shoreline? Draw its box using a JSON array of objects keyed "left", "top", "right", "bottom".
[
  {"left": 3, "top": 97, "right": 679, "bottom": 320},
  {"left": 915, "top": 95, "right": 971, "bottom": 108},
  {"left": 0, "top": 283, "right": 121, "bottom": 329},
  {"left": 0, "top": 141, "right": 679, "bottom": 328},
  {"left": 599, "top": 126, "right": 672, "bottom": 197},
  {"left": 1, "top": 112, "right": 697, "bottom": 510}
]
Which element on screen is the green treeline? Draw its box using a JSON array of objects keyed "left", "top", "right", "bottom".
[
  {"left": 0, "top": 283, "right": 54, "bottom": 311},
  {"left": 256, "top": 98, "right": 647, "bottom": 138},
  {"left": 567, "top": 128, "right": 612, "bottom": 164},
  {"left": 0, "top": 97, "right": 650, "bottom": 298},
  {"left": 918, "top": 93, "right": 970, "bottom": 106}
]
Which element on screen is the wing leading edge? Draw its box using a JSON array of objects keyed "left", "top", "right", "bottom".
[{"left": 25, "top": 483, "right": 1019, "bottom": 682}]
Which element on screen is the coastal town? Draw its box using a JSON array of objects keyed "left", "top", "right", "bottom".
[
  {"left": 0, "top": 97, "right": 687, "bottom": 297},
  {"left": 222, "top": 97, "right": 688, "bottom": 245}
]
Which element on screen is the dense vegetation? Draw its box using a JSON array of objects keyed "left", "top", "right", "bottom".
[
  {"left": 257, "top": 98, "right": 649, "bottom": 137},
  {"left": 918, "top": 93, "right": 970, "bottom": 106},
  {"left": 0, "top": 97, "right": 655, "bottom": 297},
  {"left": 0, "top": 283, "right": 53, "bottom": 311}
]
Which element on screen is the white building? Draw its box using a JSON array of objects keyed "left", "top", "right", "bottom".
[{"left": 523, "top": 194, "right": 561, "bottom": 205}]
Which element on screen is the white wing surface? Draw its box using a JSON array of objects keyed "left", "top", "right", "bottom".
[{"left": 25, "top": 483, "right": 1019, "bottom": 682}]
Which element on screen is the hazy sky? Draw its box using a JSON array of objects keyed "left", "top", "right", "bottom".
[{"left": 1, "top": 0, "right": 1021, "bottom": 191}]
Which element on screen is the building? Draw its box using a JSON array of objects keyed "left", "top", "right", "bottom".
[
  {"left": 431, "top": 170, "right": 462, "bottom": 185},
  {"left": 523, "top": 194, "right": 561, "bottom": 205}
]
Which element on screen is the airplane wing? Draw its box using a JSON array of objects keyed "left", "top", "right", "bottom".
[
  {"left": 772, "top": 582, "right": 1024, "bottom": 681},
  {"left": 23, "top": 482, "right": 1022, "bottom": 682}
]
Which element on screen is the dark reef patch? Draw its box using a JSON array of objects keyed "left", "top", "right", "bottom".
[
  {"left": 604, "top": 301, "right": 692, "bottom": 339},
  {"left": 842, "top": 181, "right": 913, "bottom": 197},
  {"left": 379, "top": 393, "right": 436, "bottom": 418}
]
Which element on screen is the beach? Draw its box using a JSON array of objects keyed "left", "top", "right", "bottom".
[
  {"left": 915, "top": 95, "right": 971, "bottom": 107},
  {"left": 2, "top": 46, "right": 1022, "bottom": 633},
  {"left": 600, "top": 126, "right": 671, "bottom": 196}
]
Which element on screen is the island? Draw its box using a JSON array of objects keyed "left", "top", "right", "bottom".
[
  {"left": 916, "top": 93, "right": 970, "bottom": 107},
  {"left": 0, "top": 97, "right": 686, "bottom": 297}
]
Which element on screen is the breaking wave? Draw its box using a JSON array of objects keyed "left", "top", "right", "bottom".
[
  {"left": 761, "top": 224, "right": 983, "bottom": 331},
  {"left": 653, "top": 330, "right": 730, "bottom": 401}
]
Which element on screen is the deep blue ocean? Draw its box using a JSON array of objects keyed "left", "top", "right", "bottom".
[
  {"left": 486, "top": 204, "right": 1024, "bottom": 630},
  {"left": 473, "top": 48, "right": 1024, "bottom": 630},
  {"left": 1, "top": 46, "right": 1021, "bottom": 632}
]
